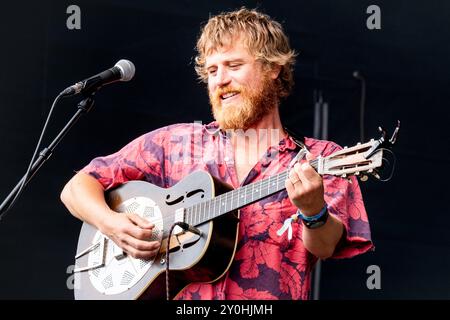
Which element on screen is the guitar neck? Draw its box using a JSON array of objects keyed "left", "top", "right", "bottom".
[{"left": 184, "top": 159, "right": 320, "bottom": 226}]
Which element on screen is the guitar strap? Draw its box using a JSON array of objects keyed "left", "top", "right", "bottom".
[{"left": 284, "top": 126, "right": 308, "bottom": 151}]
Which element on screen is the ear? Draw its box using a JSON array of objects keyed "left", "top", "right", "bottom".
[{"left": 269, "top": 64, "right": 282, "bottom": 80}]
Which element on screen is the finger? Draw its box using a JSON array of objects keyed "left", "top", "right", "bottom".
[
  {"left": 287, "top": 170, "right": 305, "bottom": 194},
  {"left": 125, "top": 224, "right": 154, "bottom": 240},
  {"left": 288, "top": 168, "right": 302, "bottom": 185},
  {"left": 122, "top": 234, "right": 160, "bottom": 252},
  {"left": 121, "top": 242, "right": 159, "bottom": 260},
  {"left": 305, "top": 151, "right": 315, "bottom": 161},
  {"left": 284, "top": 178, "right": 296, "bottom": 198},
  {"left": 295, "top": 162, "right": 319, "bottom": 183},
  {"left": 127, "top": 213, "right": 154, "bottom": 229}
]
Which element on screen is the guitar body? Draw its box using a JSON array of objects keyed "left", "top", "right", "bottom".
[{"left": 74, "top": 171, "right": 239, "bottom": 300}]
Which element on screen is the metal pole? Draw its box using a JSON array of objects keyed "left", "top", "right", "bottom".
[{"left": 311, "top": 90, "right": 329, "bottom": 301}]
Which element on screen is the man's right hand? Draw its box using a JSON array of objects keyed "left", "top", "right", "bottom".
[{"left": 100, "top": 211, "right": 161, "bottom": 260}]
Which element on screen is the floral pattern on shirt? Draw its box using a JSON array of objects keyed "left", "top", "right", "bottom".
[{"left": 81, "top": 122, "right": 373, "bottom": 300}]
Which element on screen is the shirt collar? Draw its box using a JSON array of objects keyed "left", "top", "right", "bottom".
[{"left": 204, "top": 121, "right": 300, "bottom": 151}]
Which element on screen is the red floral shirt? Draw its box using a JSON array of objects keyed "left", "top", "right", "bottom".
[{"left": 81, "top": 121, "right": 373, "bottom": 300}]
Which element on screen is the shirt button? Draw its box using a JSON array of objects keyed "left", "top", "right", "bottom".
[{"left": 224, "top": 156, "right": 230, "bottom": 162}]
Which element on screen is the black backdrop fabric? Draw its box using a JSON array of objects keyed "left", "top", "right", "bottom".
[{"left": 0, "top": 0, "right": 448, "bottom": 299}]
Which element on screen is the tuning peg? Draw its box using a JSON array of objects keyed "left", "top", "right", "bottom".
[
  {"left": 357, "top": 142, "right": 361, "bottom": 145},
  {"left": 389, "top": 120, "right": 401, "bottom": 145},
  {"left": 354, "top": 171, "right": 360, "bottom": 176},
  {"left": 341, "top": 173, "right": 347, "bottom": 178},
  {"left": 378, "top": 126, "right": 387, "bottom": 142}
]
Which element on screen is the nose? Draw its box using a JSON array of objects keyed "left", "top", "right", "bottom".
[{"left": 215, "top": 66, "right": 231, "bottom": 88}]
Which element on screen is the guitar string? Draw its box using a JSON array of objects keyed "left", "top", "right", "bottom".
[
  {"left": 127, "top": 159, "right": 319, "bottom": 228},
  {"left": 127, "top": 171, "right": 288, "bottom": 229},
  {"left": 179, "top": 158, "right": 319, "bottom": 225},
  {"left": 139, "top": 170, "right": 291, "bottom": 228}
]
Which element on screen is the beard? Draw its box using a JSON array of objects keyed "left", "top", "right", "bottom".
[{"left": 209, "top": 75, "right": 279, "bottom": 130}]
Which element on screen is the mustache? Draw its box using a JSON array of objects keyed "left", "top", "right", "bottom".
[{"left": 212, "top": 86, "right": 242, "bottom": 100}]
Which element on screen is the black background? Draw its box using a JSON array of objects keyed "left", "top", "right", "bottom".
[{"left": 0, "top": 0, "right": 449, "bottom": 299}]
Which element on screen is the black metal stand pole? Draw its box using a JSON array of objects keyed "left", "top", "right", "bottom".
[{"left": 0, "top": 95, "right": 95, "bottom": 216}]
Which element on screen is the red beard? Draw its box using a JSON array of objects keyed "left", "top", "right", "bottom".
[{"left": 209, "top": 75, "right": 279, "bottom": 130}]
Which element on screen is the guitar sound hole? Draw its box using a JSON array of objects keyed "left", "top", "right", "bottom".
[
  {"left": 168, "top": 245, "right": 181, "bottom": 254},
  {"left": 182, "top": 239, "right": 199, "bottom": 250}
]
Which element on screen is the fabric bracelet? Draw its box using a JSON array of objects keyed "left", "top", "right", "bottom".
[{"left": 296, "top": 204, "right": 328, "bottom": 222}]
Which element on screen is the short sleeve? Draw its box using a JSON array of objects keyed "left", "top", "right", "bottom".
[
  {"left": 324, "top": 174, "right": 374, "bottom": 259},
  {"left": 79, "top": 128, "right": 167, "bottom": 191},
  {"left": 309, "top": 140, "right": 374, "bottom": 259}
]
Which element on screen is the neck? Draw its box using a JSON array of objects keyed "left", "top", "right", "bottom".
[{"left": 230, "top": 107, "right": 287, "bottom": 148}]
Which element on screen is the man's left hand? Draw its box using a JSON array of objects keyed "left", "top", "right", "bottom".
[{"left": 285, "top": 152, "right": 326, "bottom": 216}]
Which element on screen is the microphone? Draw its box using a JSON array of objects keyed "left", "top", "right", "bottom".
[{"left": 60, "top": 59, "right": 135, "bottom": 97}]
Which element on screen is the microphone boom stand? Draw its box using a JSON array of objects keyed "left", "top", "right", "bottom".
[{"left": 0, "top": 94, "right": 95, "bottom": 217}]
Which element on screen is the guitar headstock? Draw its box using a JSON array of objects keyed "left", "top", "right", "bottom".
[{"left": 315, "top": 121, "right": 400, "bottom": 181}]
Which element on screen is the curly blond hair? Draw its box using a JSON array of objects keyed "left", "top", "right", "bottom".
[{"left": 195, "top": 8, "right": 297, "bottom": 98}]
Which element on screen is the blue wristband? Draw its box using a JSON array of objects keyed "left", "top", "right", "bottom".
[{"left": 296, "top": 204, "right": 328, "bottom": 222}]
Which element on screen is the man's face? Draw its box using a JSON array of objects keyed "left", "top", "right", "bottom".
[{"left": 205, "top": 39, "right": 279, "bottom": 130}]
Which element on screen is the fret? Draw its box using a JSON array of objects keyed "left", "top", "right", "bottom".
[
  {"left": 259, "top": 180, "right": 263, "bottom": 198},
  {"left": 244, "top": 185, "right": 247, "bottom": 207},
  {"left": 200, "top": 201, "right": 204, "bottom": 224},
  {"left": 195, "top": 203, "right": 199, "bottom": 225},
  {"left": 219, "top": 194, "right": 224, "bottom": 216},
  {"left": 187, "top": 208, "right": 192, "bottom": 225},
  {"left": 233, "top": 189, "right": 238, "bottom": 211},
  {"left": 215, "top": 197, "right": 219, "bottom": 218},
  {"left": 203, "top": 200, "right": 206, "bottom": 223},
  {"left": 251, "top": 183, "right": 254, "bottom": 202},
  {"left": 230, "top": 189, "right": 234, "bottom": 213},
  {"left": 188, "top": 205, "right": 193, "bottom": 225},
  {"left": 224, "top": 192, "right": 227, "bottom": 214}
]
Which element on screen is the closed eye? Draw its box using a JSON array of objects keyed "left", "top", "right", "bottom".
[{"left": 207, "top": 68, "right": 217, "bottom": 76}]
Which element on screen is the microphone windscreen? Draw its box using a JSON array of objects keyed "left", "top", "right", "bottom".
[{"left": 115, "top": 59, "right": 135, "bottom": 81}]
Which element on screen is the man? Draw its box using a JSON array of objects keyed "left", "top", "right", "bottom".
[{"left": 61, "top": 8, "right": 373, "bottom": 300}]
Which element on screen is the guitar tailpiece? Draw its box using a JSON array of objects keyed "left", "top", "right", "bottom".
[{"left": 178, "top": 222, "right": 202, "bottom": 236}]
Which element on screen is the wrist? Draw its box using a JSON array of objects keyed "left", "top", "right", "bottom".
[
  {"left": 299, "top": 200, "right": 326, "bottom": 217},
  {"left": 297, "top": 204, "right": 329, "bottom": 229},
  {"left": 98, "top": 209, "right": 118, "bottom": 235}
]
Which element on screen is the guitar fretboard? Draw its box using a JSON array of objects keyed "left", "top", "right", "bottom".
[{"left": 184, "top": 159, "right": 319, "bottom": 226}]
